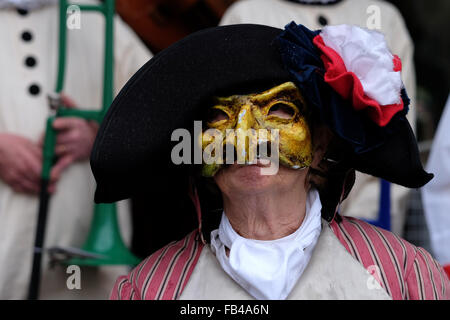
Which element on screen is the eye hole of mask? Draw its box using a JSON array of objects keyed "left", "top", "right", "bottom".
[
  {"left": 267, "top": 103, "right": 296, "bottom": 119},
  {"left": 207, "top": 108, "right": 229, "bottom": 123}
]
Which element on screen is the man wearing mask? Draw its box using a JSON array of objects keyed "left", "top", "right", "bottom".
[{"left": 220, "top": 0, "right": 417, "bottom": 237}]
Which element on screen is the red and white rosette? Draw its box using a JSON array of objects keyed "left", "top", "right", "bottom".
[{"left": 313, "top": 25, "right": 404, "bottom": 127}]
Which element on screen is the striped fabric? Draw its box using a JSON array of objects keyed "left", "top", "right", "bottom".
[
  {"left": 110, "top": 217, "right": 449, "bottom": 300},
  {"left": 110, "top": 230, "right": 204, "bottom": 300},
  {"left": 330, "top": 217, "right": 450, "bottom": 300}
]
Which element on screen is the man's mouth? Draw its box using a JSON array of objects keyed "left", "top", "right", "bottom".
[{"left": 234, "top": 158, "right": 272, "bottom": 168}]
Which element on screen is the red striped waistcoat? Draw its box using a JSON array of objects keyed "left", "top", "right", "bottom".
[{"left": 110, "top": 216, "right": 450, "bottom": 300}]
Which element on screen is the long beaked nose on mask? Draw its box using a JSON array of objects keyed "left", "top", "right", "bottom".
[
  {"left": 201, "top": 82, "right": 313, "bottom": 177},
  {"left": 233, "top": 104, "right": 260, "bottom": 164},
  {"left": 201, "top": 103, "right": 261, "bottom": 174},
  {"left": 235, "top": 104, "right": 255, "bottom": 130}
]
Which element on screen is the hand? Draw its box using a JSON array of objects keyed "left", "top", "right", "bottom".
[
  {"left": 60, "top": 94, "right": 77, "bottom": 109},
  {"left": 0, "top": 133, "right": 43, "bottom": 194},
  {"left": 50, "top": 117, "right": 99, "bottom": 181}
]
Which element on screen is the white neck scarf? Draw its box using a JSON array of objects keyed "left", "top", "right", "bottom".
[
  {"left": 210, "top": 188, "right": 322, "bottom": 300},
  {"left": 0, "top": 0, "right": 58, "bottom": 10}
]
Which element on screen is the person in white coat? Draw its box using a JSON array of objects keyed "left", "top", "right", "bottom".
[
  {"left": 422, "top": 94, "right": 450, "bottom": 278},
  {"left": 0, "top": 0, "right": 151, "bottom": 299},
  {"left": 219, "top": 0, "right": 417, "bottom": 236}
]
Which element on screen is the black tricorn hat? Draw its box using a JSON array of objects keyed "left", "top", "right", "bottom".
[{"left": 91, "top": 24, "right": 432, "bottom": 205}]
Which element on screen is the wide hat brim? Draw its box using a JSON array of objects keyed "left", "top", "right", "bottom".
[{"left": 91, "top": 24, "right": 432, "bottom": 204}]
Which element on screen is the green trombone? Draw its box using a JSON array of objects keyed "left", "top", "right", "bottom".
[{"left": 28, "top": 0, "right": 140, "bottom": 300}]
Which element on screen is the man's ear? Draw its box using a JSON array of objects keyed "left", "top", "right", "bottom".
[
  {"left": 307, "top": 125, "right": 333, "bottom": 190},
  {"left": 311, "top": 125, "right": 334, "bottom": 168},
  {"left": 341, "top": 168, "right": 356, "bottom": 201}
]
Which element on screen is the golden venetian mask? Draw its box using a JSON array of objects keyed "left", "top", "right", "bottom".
[{"left": 201, "top": 82, "right": 313, "bottom": 177}]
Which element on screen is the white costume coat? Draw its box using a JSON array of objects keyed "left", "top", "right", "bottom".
[{"left": 0, "top": 0, "right": 150, "bottom": 299}]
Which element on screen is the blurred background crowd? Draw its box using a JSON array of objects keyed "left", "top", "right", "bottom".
[{"left": 0, "top": 0, "right": 448, "bottom": 299}]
